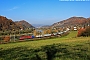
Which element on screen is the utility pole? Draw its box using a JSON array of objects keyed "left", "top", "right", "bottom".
[
  {"left": 14, "top": 33, "right": 15, "bottom": 42},
  {"left": 13, "top": 29, "right": 15, "bottom": 42},
  {"left": 10, "top": 33, "right": 11, "bottom": 42}
]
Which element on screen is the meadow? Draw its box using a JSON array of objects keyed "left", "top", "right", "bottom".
[{"left": 0, "top": 31, "right": 90, "bottom": 60}]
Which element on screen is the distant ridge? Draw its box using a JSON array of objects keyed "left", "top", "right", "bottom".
[
  {"left": 51, "top": 16, "right": 90, "bottom": 28},
  {"left": 0, "top": 16, "right": 20, "bottom": 31},
  {"left": 15, "top": 20, "right": 34, "bottom": 29},
  {"left": 32, "top": 24, "right": 46, "bottom": 28},
  {"left": 0, "top": 16, "right": 34, "bottom": 31}
]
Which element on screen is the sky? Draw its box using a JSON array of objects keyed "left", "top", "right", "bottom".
[{"left": 0, "top": 0, "right": 90, "bottom": 25}]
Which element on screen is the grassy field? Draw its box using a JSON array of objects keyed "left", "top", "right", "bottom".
[
  {"left": 0, "top": 31, "right": 90, "bottom": 60},
  {"left": 0, "top": 31, "right": 89, "bottom": 49}
]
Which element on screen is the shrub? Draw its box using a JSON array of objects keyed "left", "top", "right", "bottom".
[
  {"left": 85, "top": 26, "right": 90, "bottom": 36},
  {"left": 77, "top": 26, "right": 90, "bottom": 37},
  {"left": 77, "top": 28, "right": 85, "bottom": 37},
  {"left": 3, "top": 36, "right": 10, "bottom": 42}
]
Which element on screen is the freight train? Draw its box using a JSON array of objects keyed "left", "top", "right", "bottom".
[{"left": 19, "top": 31, "right": 68, "bottom": 40}]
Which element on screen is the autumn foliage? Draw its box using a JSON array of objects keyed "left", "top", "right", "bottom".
[
  {"left": 0, "top": 16, "right": 34, "bottom": 31},
  {"left": 44, "top": 29, "right": 51, "bottom": 34},
  {"left": 77, "top": 26, "right": 90, "bottom": 37},
  {"left": 3, "top": 36, "right": 10, "bottom": 42}
]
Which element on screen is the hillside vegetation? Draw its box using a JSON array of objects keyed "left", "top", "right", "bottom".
[
  {"left": 0, "top": 16, "right": 20, "bottom": 31},
  {"left": 0, "top": 16, "right": 34, "bottom": 31},
  {"left": 51, "top": 17, "right": 90, "bottom": 28},
  {"left": 15, "top": 20, "right": 34, "bottom": 29}
]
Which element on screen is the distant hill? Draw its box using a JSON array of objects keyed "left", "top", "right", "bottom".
[
  {"left": 1, "top": 16, "right": 90, "bottom": 31},
  {"left": 0, "top": 16, "right": 34, "bottom": 31},
  {"left": 41, "top": 25, "right": 50, "bottom": 28},
  {"left": 32, "top": 24, "right": 46, "bottom": 28},
  {"left": 15, "top": 20, "right": 34, "bottom": 29},
  {"left": 51, "top": 17, "right": 90, "bottom": 28},
  {"left": 0, "top": 16, "right": 20, "bottom": 31}
]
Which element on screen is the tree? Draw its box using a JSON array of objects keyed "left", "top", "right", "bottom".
[
  {"left": 33, "top": 30, "right": 37, "bottom": 36},
  {"left": 77, "top": 27, "right": 85, "bottom": 37},
  {"left": 77, "top": 26, "right": 90, "bottom": 37},
  {"left": 83, "top": 26, "right": 90, "bottom": 36},
  {"left": 3, "top": 36, "right": 10, "bottom": 42},
  {"left": 44, "top": 29, "right": 51, "bottom": 34}
]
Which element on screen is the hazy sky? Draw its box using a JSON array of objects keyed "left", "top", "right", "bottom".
[{"left": 0, "top": 0, "right": 90, "bottom": 25}]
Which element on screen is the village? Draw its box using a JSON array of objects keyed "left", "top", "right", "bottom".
[{"left": 0, "top": 24, "right": 90, "bottom": 44}]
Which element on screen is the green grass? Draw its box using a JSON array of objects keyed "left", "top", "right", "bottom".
[
  {"left": 0, "top": 31, "right": 90, "bottom": 60},
  {"left": 0, "top": 31, "right": 90, "bottom": 50},
  {"left": 0, "top": 38, "right": 90, "bottom": 60},
  {"left": 63, "top": 31, "right": 77, "bottom": 38}
]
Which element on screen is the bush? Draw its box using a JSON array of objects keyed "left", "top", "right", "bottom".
[
  {"left": 84, "top": 26, "right": 90, "bottom": 36},
  {"left": 77, "top": 26, "right": 90, "bottom": 37},
  {"left": 3, "top": 36, "right": 10, "bottom": 42},
  {"left": 77, "top": 28, "right": 85, "bottom": 37}
]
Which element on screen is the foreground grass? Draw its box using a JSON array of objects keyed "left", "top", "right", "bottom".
[
  {"left": 0, "top": 38, "right": 90, "bottom": 60},
  {"left": 0, "top": 31, "right": 90, "bottom": 60}
]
